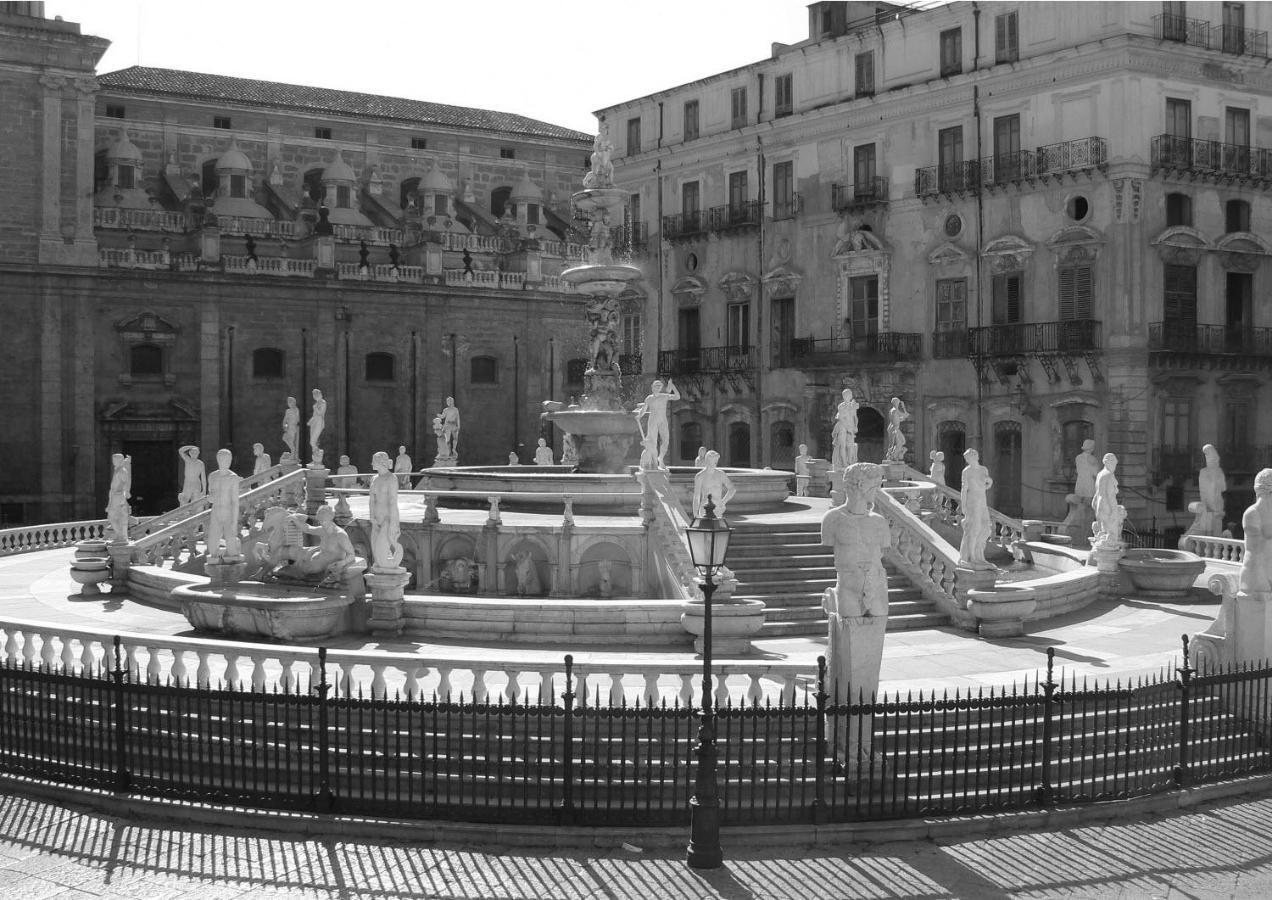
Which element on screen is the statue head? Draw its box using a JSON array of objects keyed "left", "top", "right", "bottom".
[
  {"left": 112, "top": 452, "right": 125, "bottom": 467},
  {"left": 704, "top": 449, "right": 720, "bottom": 467},
  {"left": 445, "top": 396, "right": 455, "bottom": 408},
  {"left": 371, "top": 451, "right": 391, "bottom": 473},
  {"left": 538, "top": 438, "right": 547, "bottom": 447},
  {"left": 842, "top": 388, "right": 853, "bottom": 401},
  {"left": 312, "top": 388, "right": 322, "bottom": 400},
  {"left": 891, "top": 396, "right": 901, "bottom": 409},
  {"left": 339, "top": 454, "right": 350, "bottom": 467},
  {"left": 1203, "top": 443, "right": 1220, "bottom": 465},
  {"left": 799, "top": 443, "right": 808, "bottom": 454},
  {"left": 842, "top": 462, "right": 884, "bottom": 510},
  {"left": 399, "top": 445, "right": 406, "bottom": 454},
  {"left": 651, "top": 379, "right": 664, "bottom": 394},
  {"left": 314, "top": 505, "right": 335, "bottom": 525},
  {"left": 1103, "top": 452, "right": 1119, "bottom": 471},
  {"left": 1255, "top": 467, "right": 1272, "bottom": 497},
  {"left": 253, "top": 442, "right": 264, "bottom": 455},
  {"left": 287, "top": 396, "right": 296, "bottom": 408},
  {"left": 1081, "top": 438, "right": 1095, "bottom": 453},
  {"left": 216, "top": 448, "right": 232, "bottom": 469},
  {"left": 964, "top": 448, "right": 979, "bottom": 464}
]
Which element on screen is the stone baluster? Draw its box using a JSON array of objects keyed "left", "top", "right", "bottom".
[
  {"left": 404, "top": 664, "right": 425, "bottom": 700},
  {"left": 487, "top": 496, "right": 501, "bottom": 524},
  {"left": 146, "top": 647, "right": 162, "bottom": 683},
  {"left": 338, "top": 663, "right": 355, "bottom": 698},
  {"left": 608, "top": 672, "right": 625, "bottom": 707},
  {"left": 40, "top": 634, "right": 56, "bottom": 669},
  {"left": 59, "top": 636, "right": 76, "bottom": 673},
  {"left": 504, "top": 671, "right": 521, "bottom": 703},
  {"left": 780, "top": 674, "right": 798, "bottom": 705},
  {"left": 196, "top": 649, "right": 212, "bottom": 689},
  {"left": 746, "top": 674, "right": 763, "bottom": 705},
  {"left": 436, "top": 666, "right": 453, "bottom": 700},
  {"left": 562, "top": 495, "right": 575, "bottom": 526},
  {"left": 715, "top": 674, "right": 729, "bottom": 707},
  {"left": 472, "top": 669, "right": 488, "bottom": 703},
  {"left": 641, "top": 672, "right": 659, "bottom": 705},
  {"left": 170, "top": 648, "right": 188, "bottom": 685},
  {"left": 370, "top": 663, "right": 387, "bottom": 700},
  {"left": 279, "top": 658, "right": 296, "bottom": 693},
  {"left": 223, "top": 652, "right": 240, "bottom": 690},
  {"left": 678, "top": 674, "right": 694, "bottom": 708},
  {"left": 3, "top": 629, "right": 17, "bottom": 664},
  {"left": 251, "top": 655, "right": 268, "bottom": 692}
]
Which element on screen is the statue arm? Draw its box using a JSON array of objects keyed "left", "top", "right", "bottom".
[{"left": 667, "top": 381, "right": 680, "bottom": 400}]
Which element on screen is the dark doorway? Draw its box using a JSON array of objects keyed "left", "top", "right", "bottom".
[
  {"left": 122, "top": 440, "right": 177, "bottom": 516},
  {"left": 938, "top": 424, "right": 966, "bottom": 492},
  {"left": 993, "top": 422, "right": 1023, "bottom": 516},
  {"left": 728, "top": 422, "right": 751, "bottom": 467},
  {"left": 856, "top": 407, "right": 886, "bottom": 465},
  {"left": 770, "top": 420, "right": 795, "bottom": 470},
  {"left": 677, "top": 307, "right": 701, "bottom": 372}
]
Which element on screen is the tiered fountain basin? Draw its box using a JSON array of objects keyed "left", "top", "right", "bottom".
[
  {"left": 175, "top": 581, "right": 362, "bottom": 642},
  {"left": 1118, "top": 548, "right": 1206, "bottom": 599},
  {"left": 964, "top": 541, "right": 1103, "bottom": 637}
]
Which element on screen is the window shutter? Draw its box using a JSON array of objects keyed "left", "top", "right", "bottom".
[
  {"left": 1007, "top": 273, "right": 1021, "bottom": 322},
  {"left": 1059, "top": 269, "right": 1074, "bottom": 320},
  {"left": 1074, "top": 266, "right": 1092, "bottom": 319}
]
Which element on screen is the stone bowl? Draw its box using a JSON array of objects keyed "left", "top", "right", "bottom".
[
  {"left": 681, "top": 598, "right": 766, "bottom": 655},
  {"left": 1118, "top": 548, "right": 1206, "bottom": 599},
  {"left": 965, "top": 584, "right": 1038, "bottom": 638},
  {"left": 69, "top": 556, "right": 111, "bottom": 594}
]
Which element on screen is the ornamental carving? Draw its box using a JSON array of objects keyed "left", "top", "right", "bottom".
[
  {"left": 1151, "top": 227, "right": 1210, "bottom": 266},
  {"left": 669, "top": 275, "right": 706, "bottom": 307},
  {"left": 718, "top": 271, "right": 757, "bottom": 303},
  {"left": 927, "top": 242, "right": 970, "bottom": 268},
  {"left": 982, "top": 235, "right": 1034, "bottom": 276},
  {"left": 762, "top": 264, "right": 802, "bottom": 298}
]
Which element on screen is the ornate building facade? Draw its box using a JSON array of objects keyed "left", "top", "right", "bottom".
[
  {"left": 601, "top": 0, "right": 1272, "bottom": 535},
  {"left": 0, "top": 4, "right": 618, "bottom": 523}
]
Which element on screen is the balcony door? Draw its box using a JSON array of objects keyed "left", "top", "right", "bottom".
[
  {"left": 1226, "top": 272, "right": 1253, "bottom": 351},
  {"left": 771, "top": 296, "right": 794, "bottom": 367},
  {"left": 993, "top": 114, "right": 1022, "bottom": 180},
  {"left": 938, "top": 126, "right": 964, "bottom": 191},
  {"left": 854, "top": 144, "right": 877, "bottom": 197},
  {"left": 677, "top": 307, "right": 700, "bottom": 371},
  {"left": 1163, "top": 264, "right": 1197, "bottom": 350},
  {"left": 728, "top": 171, "right": 749, "bottom": 222},
  {"left": 993, "top": 422, "right": 1023, "bottom": 517},
  {"left": 682, "top": 181, "right": 700, "bottom": 230},
  {"left": 727, "top": 301, "right": 751, "bottom": 350},
  {"left": 847, "top": 276, "right": 879, "bottom": 347},
  {"left": 1223, "top": 2, "right": 1246, "bottom": 54},
  {"left": 1225, "top": 107, "right": 1251, "bottom": 173}
]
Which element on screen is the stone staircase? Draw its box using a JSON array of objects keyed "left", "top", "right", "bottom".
[{"left": 728, "top": 521, "right": 949, "bottom": 637}]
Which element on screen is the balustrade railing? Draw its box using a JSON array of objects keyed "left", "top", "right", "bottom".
[
  {"left": 1035, "top": 136, "right": 1108, "bottom": 174},
  {"left": 0, "top": 520, "right": 107, "bottom": 556},
  {"left": 98, "top": 248, "right": 171, "bottom": 269},
  {"left": 660, "top": 211, "right": 706, "bottom": 241},
  {"left": 832, "top": 178, "right": 889, "bottom": 211},
  {"left": 657, "top": 345, "right": 756, "bottom": 377},
  {"left": 932, "top": 329, "right": 970, "bottom": 359},
  {"left": 872, "top": 488, "right": 963, "bottom": 620},
  {"left": 93, "top": 207, "right": 190, "bottom": 232},
  {"left": 983, "top": 150, "right": 1038, "bottom": 185},
  {"left": 789, "top": 331, "right": 922, "bottom": 366},
  {"left": 969, "top": 319, "right": 1102, "bottom": 356},
  {"left": 708, "top": 200, "right": 764, "bottom": 233},
  {"left": 215, "top": 216, "right": 300, "bottom": 239},
  {"left": 899, "top": 464, "right": 1026, "bottom": 550},
  {"left": 1151, "top": 135, "right": 1272, "bottom": 180},
  {"left": 1181, "top": 534, "right": 1245, "bottom": 563},
  {"left": 128, "top": 464, "right": 294, "bottom": 541},
  {"left": 222, "top": 255, "right": 318, "bottom": 276},
  {"left": 770, "top": 194, "right": 803, "bottom": 221},
  {"left": 1149, "top": 321, "right": 1272, "bottom": 357},
  {"left": 915, "top": 160, "right": 981, "bottom": 197}
]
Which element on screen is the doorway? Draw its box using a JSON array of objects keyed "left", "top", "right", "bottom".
[
  {"left": 938, "top": 422, "right": 966, "bottom": 492},
  {"left": 857, "top": 407, "right": 886, "bottom": 465},
  {"left": 728, "top": 422, "right": 751, "bottom": 467},
  {"left": 992, "top": 422, "right": 1022, "bottom": 516},
  {"left": 122, "top": 440, "right": 177, "bottom": 516}
]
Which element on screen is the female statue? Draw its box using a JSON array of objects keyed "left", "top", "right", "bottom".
[{"left": 958, "top": 448, "right": 994, "bottom": 570}]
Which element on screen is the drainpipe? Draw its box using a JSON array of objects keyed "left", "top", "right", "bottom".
[
  {"left": 410, "top": 330, "right": 418, "bottom": 457},
  {"left": 343, "top": 329, "right": 351, "bottom": 455},
  {"left": 756, "top": 137, "right": 766, "bottom": 467},
  {"left": 973, "top": 3, "right": 986, "bottom": 450},
  {"left": 513, "top": 333, "right": 520, "bottom": 455},
  {"left": 225, "top": 325, "right": 234, "bottom": 449},
  {"left": 655, "top": 160, "right": 665, "bottom": 370},
  {"left": 449, "top": 332, "right": 457, "bottom": 400}
]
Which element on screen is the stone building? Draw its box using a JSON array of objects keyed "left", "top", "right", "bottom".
[
  {"left": 0, "top": 4, "right": 608, "bottom": 523},
  {"left": 599, "top": 0, "right": 1272, "bottom": 536}
]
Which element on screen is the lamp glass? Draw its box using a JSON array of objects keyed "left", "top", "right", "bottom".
[{"left": 686, "top": 498, "right": 731, "bottom": 573}]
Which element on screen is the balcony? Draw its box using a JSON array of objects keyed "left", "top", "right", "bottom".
[
  {"left": 915, "top": 161, "right": 981, "bottom": 199},
  {"left": 788, "top": 331, "right": 922, "bottom": 368},
  {"left": 1150, "top": 135, "right": 1272, "bottom": 184},
  {"left": 1149, "top": 322, "right": 1272, "bottom": 362},
  {"left": 1154, "top": 13, "right": 1269, "bottom": 57},
  {"left": 968, "top": 319, "right": 1102, "bottom": 357},
  {"left": 1153, "top": 446, "right": 1196, "bottom": 484},
  {"left": 932, "top": 329, "right": 971, "bottom": 359},
  {"left": 1154, "top": 13, "right": 1211, "bottom": 49},
  {"left": 661, "top": 211, "right": 706, "bottom": 243},
  {"left": 1036, "top": 137, "right": 1108, "bottom": 176},
  {"left": 657, "top": 345, "right": 756, "bottom": 377},
  {"left": 917, "top": 137, "right": 1109, "bottom": 200},
  {"left": 708, "top": 200, "right": 764, "bottom": 234},
  {"left": 1219, "top": 24, "right": 1270, "bottom": 57},
  {"left": 831, "top": 178, "right": 889, "bottom": 211},
  {"left": 610, "top": 221, "right": 649, "bottom": 257},
  {"left": 770, "top": 194, "right": 804, "bottom": 221}
]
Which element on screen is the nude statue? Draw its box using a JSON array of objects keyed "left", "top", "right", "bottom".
[
  {"left": 929, "top": 450, "right": 946, "bottom": 487},
  {"left": 369, "top": 450, "right": 403, "bottom": 571},
  {"left": 533, "top": 438, "right": 554, "bottom": 466},
  {"left": 335, "top": 454, "right": 357, "bottom": 479},
  {"left": 795, "top": 443, "right": 813, "bottom": 497},
  {"left": 633, "top": 379, "right": 680, "bottom": 469},
  {"left": 177, "top": 445, "right": 206, "bottom": 506},
  {"left": 508, "top": 450, "right": 521, "bottom": 466},
  {"left": 1074, "top": 439, "right": 1099, "bottom": 502},
  {"left": 432, "top": 415, "right": 448, "bottom": 461},
  {"left": 561, "top": 432, "right": 578, "bottom": 466},
  {"left": 1199, "top": 444, "right": 1228, "bottom": 535},
  {"left": 511, "top": 550, "right": 541, "bottom": 596},
  {"left": 282, "top": 397, "right": 300, "bottom": 460},
  {"left": 1240, "top": 468, "right": 1272, "bottom": 595},
  {"left": 308, "top": 388, "right": 326, "bottom": 461},
  {"left": 692, "top": 449, "right": 737, "bottom": 518},
  {"left": 205, "top": 448, "right": 241, "bottom": 561},
  {"left": 693, "top": 446, "right": 708, "bottom": 467},
  {"left": 106, "top": 453, "right": 131, "bottom": 542},
  {"left": 272, "top": 505, "right": 356, "bottom": 584},
  {"left": 440, "top": 397, "right": 461, "bottom": 458},
  {"left": 820, "top": 462, "right": 891, "bottom": 619},
  {"left": 252, "top": 442, "right": 271, "bottom": 476},
  {"left": 885, "top": 397, "right": 909, "bottom": 463},
  {"left": 958, "top": 447, "right": 994, "bottom": 570},
  {"left": 832, "top": 389, "right": 859, "bottom": 470},
  {"left": 1092, "top": 452, "right": 1125, "bottom": 548},
  {"left": 394, "top": 445, "right": 413, "bottom": 488}
]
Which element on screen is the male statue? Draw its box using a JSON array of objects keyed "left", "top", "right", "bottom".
[
  {"left": 633, "top": 379, "right": 680, "bottom": 468},
  {"left": 821, "top": 462, "right": 892, "bottom": 620},
  {"left": 440, "top": 397, "right": 461, "bottom": 458},
  {"left": 794, "top": 443, "right": 813, "bottom": 497},
  {"left": 1240, "top": 468, "right": 1272, "bottom": 595},
  {"left": 177, "top": 445, "right": 206, "bottom": 506},
  {"left": 1199, "top": 444, "right": 1227, "bottom": 536},
  {"left": 205, "top": 448, "right": 241, "bottom": 561},
  {"left": 252, "top": 442, "right": 271, "bottom": 476}
]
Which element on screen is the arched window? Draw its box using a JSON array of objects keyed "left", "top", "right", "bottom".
[
  {"left": 130, "top": 343, "right": 163, "bottom": 377},
  {"left": 1166, "top": 192, "right": 1193, "bottom": 228},
  {"left": 1226, "top": 199, "right": 1251, "bottom": 233},
  {"left": 770, "top": 420, "right": 795, "bottom": 470},
  {"left": 471, "top": 355, "right": 498, "bottom": 384},
  {"left": 399, "top": 177, "right": 421, "bottom": 211},
  {"left": 490, "top": 185, "right": 512, "bottom": 218},
  {"left": 252, "top": 347, "right": 285, "bottom": 379},
  {"left": 365, "top": 352, "right": 395, "bottom": 382},
  {"left": 303, "top": 168, "right": 324, "bottom": 204},
  {"left": 679, "top": 421, "right": 703, "bottom": 461}
]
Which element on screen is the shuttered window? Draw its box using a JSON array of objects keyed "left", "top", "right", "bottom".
[
  {"left": 1058, "top": 266, "right": 1093, "bottom": 320},
  {"left": 855, "top": 52, "right": 875, "bottom": 97},
  {"left": 995, "top": 11, "right": 1019, "bottom": 63},
  {"left": 1163, "top": 264, "right": 1197, "bottom": 323},
  {"left": 992, "top": 272, "right": 1022, "bottom": 324}
]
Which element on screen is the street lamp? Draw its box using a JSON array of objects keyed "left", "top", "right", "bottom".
[{"left": 684, "top": 494, "right": 732, "bottom": 870}]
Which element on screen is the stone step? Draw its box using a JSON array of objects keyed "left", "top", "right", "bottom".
[
  {"left": 729, "top": 532, "right": 824, "bottom": 546},
  {"left": 758, "top": 596, "right": 932, "bottom": 621},
  {"left": 760, "top": 611, "right": 947, "bottom": 636},
  {"left": 732, "top": 522, "right": 821, "bottom": 534},
  {"left": 730, "top": 567, "right": 909, "bottom": 587}
]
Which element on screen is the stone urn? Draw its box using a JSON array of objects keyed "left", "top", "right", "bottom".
[
  {"left": 1118, "top": 548, "right": 1206, "bottom": 599},
  {"left": 69, "top": 556, "right": 111, "bottom": 594},
  {"left": 965, "top": 584, "right": 1038, "bottom": 637},
  {"left": 681, "top": 591, "right": 766, "bottom": 656}
]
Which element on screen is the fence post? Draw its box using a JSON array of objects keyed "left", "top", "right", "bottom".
[
  {"left": 111, "top": 636, "right": 131, "bottom": 793},
  {"left": 812, "top": 655, "right": 828, "bottom": 824},
  {"left": 314, "top": 646, "right": 335, "bottom": 811},
  {"left": 559, "top": 654, "right": 575, "bottom": 824},
  {"left": 1174, "top": 634, "right": 1195, "bottom": 788},
  {"left": 1034, "top": 647, "right": 1056, "bottom": 806}
]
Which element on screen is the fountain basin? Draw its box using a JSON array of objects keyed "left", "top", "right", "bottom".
[
  {"left": 1118, "top": 548, "right": 1205, "bottom": 599},
  {"left": 175, "top": 582, "right": 360, "bottom": 641},
  {"left": 681, "top": 598, "right": 766, "bottom": 654},
  {"left": 965, "top": 585, "right": 1038, "bottom": 638}
]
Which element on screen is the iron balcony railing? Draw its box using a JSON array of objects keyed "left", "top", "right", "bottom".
[
  {"left": 1154, "top": 13, "right": 1269, "bottom": 57},
  {"left": 1149, "top": 322, "right": 1272, "bottom": 357},
  {"left": 708, "top": 200, "right": 764, "bottom": 233},
  {"left": 660, "top": 210, "right": 706, "bottom": 241},
  {"left": 657, "top": 344, "right": 756, "bottom": 377},
  {"left": 915, "top": 160, "right": 981, "bottom": 197},
  {"left": 982, "top": 150, "right": 1037, "bottom": 185},
  {"left": 968, "top": 319, "right": 1102, "bottom": 356},
  {"left": 770, "top": 193, "right": 804, "bottom": 221},
  {"left": 918, "top": 137, "right": 1109, "bottom": 198},
  {"left": 1150, "top": 134, "right": 1272, "bottom": 179},
  {"left": 932, "top": 329, "right": 971, "bottom": 359},
  {"left": 831, "top": 177, "right": 889, "bottom": 211},
  {"left": 1153, "top": 446, "right": 1196, "bottom": 482},
  {"left": 1219, "top": 23, "right": 1270, "bottom": 57},
  {"left": 610, "top": 221, "right": 649, "bottom": 256},
  {"left": 788, "top": 332, "right": 923, "bottom": 367},
  {"left": 1036, "top": 137, "right": 1108, "bottom": 174},
  {"left": 1155, "top": 13, "right": 1211, "bottom": 48}
]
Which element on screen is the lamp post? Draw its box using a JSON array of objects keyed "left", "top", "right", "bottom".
[{"left": 684, "top": 494, "right": 732, "bottom": 869}]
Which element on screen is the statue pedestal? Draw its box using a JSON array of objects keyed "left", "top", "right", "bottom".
[
  {"left": 1232, "top": 591, "right": 1272, "bottom": 666},
  {"left": 881, "top": 461, "right": 908, "bottom": 485},
  {"left": 333, "top": 493, "right": 353, "bottom": 526},
  {"left": 825, "top": 602, "right": 887, "bottom": 772},
  {"left": 107, "top": 543, "right": 133, "bottom": 592},
  {"left": 366, "top": 567, "right": 411, "bottom": 637},
  {"left": 1090, "top": 543, "right": 1124, "bottom": 574},
  {"left": 304, "top": 466, "right": 329, "bottom": 517},
  {"left": 680, "top": 596, "right": 765, "bottom": 655},
  {"left": 205, "top": 556, "right": 247, "bottom": 588},
  {"left": 432, "top": 454, "right": 457, "bottom": 469}
]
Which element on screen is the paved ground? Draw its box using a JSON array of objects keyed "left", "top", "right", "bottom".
[{"left": 2, "top": 786, "right": 1272, "bottom": 898}]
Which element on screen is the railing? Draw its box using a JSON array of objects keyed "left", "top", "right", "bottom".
[
  {"left": 1155, "top": 12, "right": 1210, "bottom": 47},
  {"left": 0, "top": 520, "right": 107, "bottom": 556},
  {"left": 770, "top": 194, "right": 803, "bottom": 221},
  {"left": 1181, "top": 534, "right": 1245, "bottom": 563},
  {"left": 93, "top": 207, "right": 190, "bottom": 232},
  {"left": 831, "top": 178, "right": 889, "bottom": 211},
  {"left": 609, "top": 221, "right": 649, "bottom": 256},
  {"left": 708, "top": 200, "right": 764, "bottom": 233},
  {"left": 788, "top": 331, "right": 923, "bottom": 366},
  {"left": 969, "top": 319, "right": 1102, "bottom": 356},
  {"left": 872, "top": 488, "right": 964, "bottom": 622},
  {"left": 1149, "top": 322, "right": 1272, "bottom": 358},
  {"left": 1153, "top": 13, "right": 1268, "bottom": 57},
  {"left": 128, "top": 463, "right": 295, "bottom": 541},
  {"left": 1153, "top": 446, "right": 1195, "bottom": 483},
  {"left": 660, "top": 211, "right": 706, "bottom": 241},
  {"left": 900, "top": 465, "right": 1026, "bottom": 551},
  {"left": 1217, "top": 445, "right": 1272, "bottom": 473},
  {"left": 915, "top": 160, "right": 981, "bottom": 198},
  {"left": 638, "top": 470, "right": 700, "bottom": 604},
  {"left": 222, "top": 255, "right": 318, "bottom": 276},
  {"left": 1219, "top": 23, "right": 1270, "bottom": 57},
  {"left": 657, "top": 345, "right": 756, "bottom": 377},
  {"left": 1151, "top": 134, "right": 1272, "bottom": 180},
  {"left": 442, "top": 268, "right": 563, "bottom": 291},
  {"left": 332, "top": 224, "right": 403, "bottom": 245},
  {"left": 98, "top": 248, "right": 172, "bottom": 269},
  {"left": 214, "top": 216, "right": 300, "bottom": 239},
  {"left": 932, "top": 329, "right": 970, "bottom": 359},
  {"left": 1036, "top": 136, "right": 1108, "bottom": 174},
  {"left": 982, "top": 150, "right": 1037, "bottom": 185}
]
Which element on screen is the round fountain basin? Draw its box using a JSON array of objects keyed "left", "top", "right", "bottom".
[
  {"left": 965, "top": 584, "right": 1038, "bottom": 638},
  {"left": 175, "top": 582, "right": 359, "bottom": 641},
  {"left": 1118, "top": 548, "right": 1205, "bottom": 599}
]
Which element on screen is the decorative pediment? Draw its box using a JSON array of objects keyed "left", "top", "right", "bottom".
[
  {"left": 1048, "top": 224, "right": 1105, "bottom": 265},
  {"left": 1216, "top": 231, "right": 1270, "bottom": 272},
  {"left": 669, "top": 275, "right": 707, "bottom": 306},
  {"left": 832, "top": 224, "right": 886, "bottom": 258},
  {"left": 927, "top": 242, "right": 970, "bottom": 268},
  {"left": 981, "top": 234, "right": 1034, "bottom": 274},
  {"left": 718, "top": 271, "right": 757, "bottom": 303},
  {"left": 1047, "top": 392, "right": 1102, "bottom": 411},
  {"left": 100, "top": 398, "right": 199, "bottom": 422},
  {"left": 115, "top": 311, "right": 179, "bottom": 343},
  {"left": 761, "top": 264, "right": 802, "bottom": 297},
  {"left": 1151, "top": 227, "right": 1212, "bottom": 266}
]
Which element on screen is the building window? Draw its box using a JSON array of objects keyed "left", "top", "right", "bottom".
[
  {"left": 993, "top": 114, "right": 1022, "bottom": 177},
  {"left": 622, "top": 313, "right": 642, "bottom": 355},
  {"left": 130, "top": 343, "right": 163, "bottom": 377},
  {"left": 490, "top": 185, "right": 512, "bottom": 218},
  {"left": 727, "top": 302, "right": 750, "bottom": 348},
  {"left": 213, "top": 115, "right": 232, "bottom": 130},
  {"left": 303, "top": 168, "right": 323, "bottom": 204},
  {"left": 771, "top": 420, "right": 795, "bottom": 470},
  {"left": 411, "top": 137, "right": 428, "bottom": 150},
  {"left": 772, "top": 160, "right": 794, "bottom": 219},
  {"left": 1226, "top": 199, "right": 1251, "bottom": 233},
  {"left": 774, "top": 73, "right": 793, "bottom": 118},
  {"left": 1061, "top": 420, "right": 1095, "bottom": 480},
  {"left": 471, "top": 355, "right": 498, "bottom": 384},
  {"left": 936, "top": 278, "right": 968, "bottom": 330},
  {"left": 848, "top": 276, "right": 879, "bottom": 340},
  {"left": 500, "top": 146, "right": 516, "bottom": 160},
  {"left": 682, "top": 180, "right": 700, "bottom": 219},
  {"left": 1166, "top": 192, "right": 1193, "bottom": 227},
  {"left": 116, "top": 165, "right": 135, "bottom": 190},
  {"left": 626, "top": 116, "right": 641, "bottom": 154},
  {"left": 1222, "top": 397, "right": 1251, "bottom": 462},
  {"left": 230, "top": 173, "right": 246, "bottom": 198},
  {"left": 1164, "top": 263, "right": 1198, "bottom": 324},
  {"left": 683, "top": 99, "right": 699, "bottom": 141},
  {"left": 1223, "top": 2, "right": 1247, "bottom": 54},
  {"left": 399, "top": 177, "right": 420, "bottom": 211},
  {"left": 731, "top": 87, "right": 748, "bottom": 129},
  {"left": 1058, "top": 265, "right": 1093, "bottom": 320},
  {"left": 940, "top": 28, "right": 962, "bottom": 76},
  {"left": 1225, "top": 107, "right": 1251, "bottom": 173},
  {"left": 679, "top": 421, "right": 703, "bottom": 462},
  {"left": 995, "top": 11, "right": 1019, "bottom": 63},
  {"left": 252, "top": 347, "right": 285, "bottom": 379},
  {"left": 336, "top": 185, "right": 351, "bottom": 208},
  {"left": 854, "top": 51, "right": 875, "bottom": 98},
  {"left": 1226, "top": 272, "right": 1253, "bottom": 341},
  {"left": 1162, "top": 395, "right": 1193, "bottom": 456},
  {"left": 992, "top": 272, "right": 1023, "bottom": 324},
  {"left": 728, "top": 170, "right": 748, "bottom": 210},
  {"left": 938, "top": 125, "right": 964, "bottom": 191},
  {"left": 364, "top": 352, "right": 395, "bottom": 382},
  {"left": 105, "top": 104, "right": 125, "bottom": 119},
  {"left": 627, "top": 193, "right": 641, "bottom": 228},
  {"left": 526, "top": 203, "right": 540, "bottom": 226},
  {"left": 854, "top": 144, "right": 877, "bottom": 191},
  {"left": 1166, "top": 97, "right": 1191, "bottom": 139},
  {"left": 314, "top": 127, "right": 332, "bottom": 140}
]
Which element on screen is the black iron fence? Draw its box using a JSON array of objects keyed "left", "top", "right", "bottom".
[
  {"left": 1154, "top": 13, "right": 1269, "bottom": 57},
  {"left": 708, "top": 201, "right": 764, "bottom": 233},
  {"left": 3, "top": 640, "right": 1271, "bottom": 826},
  {"left": 1151, "top": 134, "right": 1272, "bottom": 180}
]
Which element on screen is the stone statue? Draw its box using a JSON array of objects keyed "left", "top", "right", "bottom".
[
  {"left": 633, "top": 379, "right": 680, "bottom": 469},
  {"left": 533, "top": 438, "right": 554, "bottom": 466},
  {"left": 692, "top": 449, "right": 737, "bottom": 518},
  {"left": 561, "top": 432, "right": 579, "bottom": 466},
  {"left": 582, "top": 125, "right": 615, "bottom": 189},
  {"left": 106, "top": 453, "right": 131, "bottom": 543},
  {"left": 588, "top": 209, "right": 614, "bottom": 265},
  {"left": 511, "top": 550, "right": 541, "bottom": 596},
  {"left": 335, "top": 455, "right": 357, "bottom": 479},
  {"left": 440, "top": 557, "right": 476, "bottom": 593},
  {"left": 282, "top": 396, "right": 300, "bottom": 461},
  {"left": 308, "top": 389, "right": 326, "bottom": 463},
  {"left": 598, "top": 559, "right": 614, "bottom": 598},
  {"left": 1074, "top": 438, "right": 1098, "bottom": 502},
  {"left": 1240, "top": 468, "right": 1272, "bottom": 595},
  {"left": 205, "top": 448, "right": 241, "bottom": 561},
  {"left": 958, "top": 448, "right": 994, "bottom": 570},
  {"left": 1092, "top": 452, "right": 1126, "bottom": 549},
  {"left": 177, "top": 445, "right": 206, "bottom": 506},
  {"left": 508, "top": 450, "right": 521, "bottom": 466},
  {"left": 272, "top": 506, "right": 357, "bottom": 585},
  {"left": 831, "top": 389, "right": 859, "bottom": 470},
  {"left": 394, "top": 445, "right": 413, "bottom": 488},
  {"left": 928, "top": 450, "right": 946, "bottom": 487},
  {"left": 795, "top": 443, "right": 812, "bottom": 497},
  {"left": 693, "top": 446, "right": 708, "bottom": 467},
  {"left": 252, "top": 442, "right": 271, "bottom": 476},
  {"left": 586, "top": 296, "right": 621, "bottom": 374},
  {"left": 440, "top": 397, "right": 461, "bottom": 458},
  {"left": 1199, "top": 444, "right": 1227, "bottom": 535},
  {"left": 432, "top": 416, "right": 448, "bottom": 461},
  {"left": 885, "top": 397, "right": 909, "bottom": 463},
  {"left": 821, "top": 462, "right": 891, "bottom": 619},
  {"left": 368, "top": 450, "right": 403, "bottom": 572}
]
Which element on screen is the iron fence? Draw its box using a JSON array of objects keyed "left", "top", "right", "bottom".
[
  {"left": 788, "top": 332, "right": 923, "bottom": 366},
  {"left": 3, "top": 639, "right": 1271, "bottom": 826}
]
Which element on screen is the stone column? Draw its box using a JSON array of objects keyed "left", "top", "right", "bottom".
[
  {"left": 304, "top": 466, "right": 330, "bottom": 518},
  {"left": 366, "top": 568, "right": 411, "bottom": 637}
]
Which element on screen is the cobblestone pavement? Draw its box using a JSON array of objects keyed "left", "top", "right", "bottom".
[{"left": 3, "top": 788, "right": 1272, "bottom": 899}]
